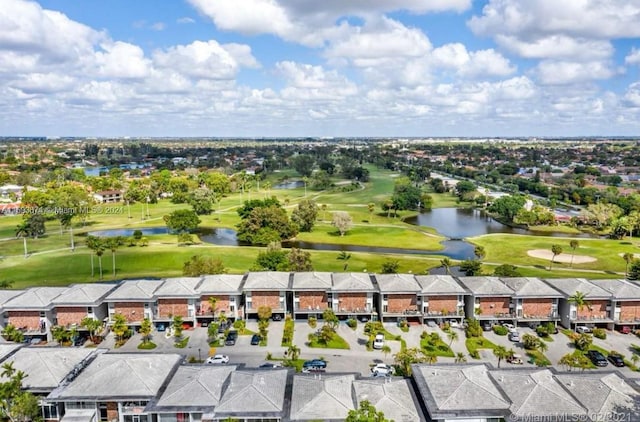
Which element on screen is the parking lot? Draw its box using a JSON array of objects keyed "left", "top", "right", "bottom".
[{"left": 45, "top": 319, "right": 640, "bottom": 378}]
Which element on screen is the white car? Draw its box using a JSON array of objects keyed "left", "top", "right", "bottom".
[
  {"left": 206, "top": 354, "right": 229, "bottom": 364},
  {"left": 373, "top": 334, "right": 385, "bottom": 349},
  {"left": 508, "top": 331, "right": 520, "bottom": 342},
  {"left": 576, "top": 326, "right": 592, "bottom": 334},
  {"left": 371, "top": 363, "right": 394, "bottom": 376},
  {"left": 502, "top": 323, "right": 517, "bottom": 333}
]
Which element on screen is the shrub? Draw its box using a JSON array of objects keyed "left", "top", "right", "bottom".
[
  {"left": 536, "top": 325, "right": 549, "bottom": 337},
  {"left": 282, "top": 318, "right": 294, "bottom": 346},
  {"left": 574, "top": 333, "right": 593, "bottom": 351},
  {"left": 470, "top": 350, "right": 480, "bottom": 359},
  {"left": 308, "top": 316, "right": 317, "bottom": 329},
  {"left": 420, "top": 331, "right": 429, "bottom": 339},
  {"left": 492, "top": 325, "right": 509, "bottom": 336},
  {"left": 346, "top": 318, "right": 357, "bottom": 329},
  {"left": 592, "top": 328, "right": 607, "bottom": 339},
  {"left": 233, "top": 319, "right": 246, "bottom": 330},
  {"left": 441, "top": 322, "right": 451, "bottom": 332},
  {"left": 465, "top": 318, "right": 483, "bottom": 338}
]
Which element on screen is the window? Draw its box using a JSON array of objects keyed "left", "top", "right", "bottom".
[
  {"left": 124, "top": 415, "right": 148, "bottom": 422},
  {"left": 40, "top": 311, "right": 46, "bottom": 318},
  {"left": 41, "top": 403, "right": 58, "bottom": 419},
  {"left": 230, "top": 305, "right": 235, "bottom": 313},
  {"left": 87, "top": 307, "right": 94, "bottom": 314}
]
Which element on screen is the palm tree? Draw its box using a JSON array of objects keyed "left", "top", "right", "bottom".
[
  {"left": 106, "top": 236, "right": 124, "bottom": 277},
  {"left": 96, "top": 246, "right": 105, "bottom": 279},
  {"left": 549, "top": 244, "right": 563, "bottom": 270},
  {"left": 1, "top": 361, "right": 16, "bottom": 378},
  {"left": 568, "top": 291, "right": 589, "bottom": 330},
  {"left": 286, "top": 344, "right": 301, "bottom": 361},
  {"left": 474, "top": 246, "right": 486, "bottom": 261},
  {"left": 440, "top": 258, "right": 452, "bottom": 275},
  {"left": 569, "top": 240, "right": 579, "bottom": 268},
  {"left": 631, "top": 354, "right": 639, "bottom": 368},
  {"left": 447, "top": 330, "right": 458, "bottom": 348},
  {"left": 367, "top": 202, "right": 375, "bottom": 223},
  {"left": 454, "top": 352, "right": 467, "bottom": 363},
  {"left": 424, "top": 351, "right": 438, "bottom": 365},
  {"left": 537, "top": 340, "right": 548, "bottom": 353},
  {"left": 139, "top": 318, "right": 152, "bottom": 344},
  {"left": 381, "top": 344, "right": 391, "bottom": 358},
  {"left": 85, "top": 235, "right": 103, "bottom": 277},
  {"left": 321, "top": 204, "right": 328, "bottom": 221},
  {"left": 493, "top": 345, "right": 509, "bottom": 368},
  {"left": 208, "top": 296, "right": 218, "bottom": 317},
  {"left": 623, "top": 253, "right": 635, "bottom": 279}
]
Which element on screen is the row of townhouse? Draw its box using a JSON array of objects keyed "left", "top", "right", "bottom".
[
  {"left": 2, "top": 274, "right": 640, "bottom": 341},
  {"left": 0, "top": 345, "right": 639, "bottom": 422}
]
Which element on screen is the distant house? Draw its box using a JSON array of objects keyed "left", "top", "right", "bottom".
[{"left": 93, "top": 190, "right": 122, "bottom": 203}]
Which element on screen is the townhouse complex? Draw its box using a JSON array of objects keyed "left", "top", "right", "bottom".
[{"left": 3, "top": 273, "right": 640, "bottom": 342}]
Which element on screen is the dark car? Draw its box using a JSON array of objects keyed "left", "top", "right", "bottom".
[
  {"left": 272, "top": 314, "right": 282, "bottom": 321},
  {"left": 607, "top": 354, "right": 625, "bottom": 367},
  {"left": 225, "top": 330, "right": 238, "bottom": 346},
  {"left": 482, "top": 322, "right": 492, "bottom": 331},
  {"left": 250, "top": 334, "right": 261, "bottom": 345},
  {"left": 587, "top": 350, "right": 608, "bottom": 367},
  {"left": 303, "top": 359, "right": 327, "bottom": 369},
  {"left": 218, "top": 321, "right": 230, "bottom": 334}
]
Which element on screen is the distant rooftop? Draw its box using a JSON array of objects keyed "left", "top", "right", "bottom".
[
  {"left": 243, "top": 272, "right": 291, "bottom": 290},
  {"left": 291, "top": 272, "right": 332, "bottom": 290},
  {"left": 499, "top": 277, "right": 563, "bottom": 298},
  {"left": 542, "top": 278, "right": 612, "bottom": 299},
  {"left": 332, "top": 272, "right": 376, "bottom": 292},
  {"left": 457, "top": 277, "right": 514, "bottom": 297},
  {"left": 290, "top": 374, "right": 356, "bottom": 421},
  {"left": 52, "top": 283, "right": 118, "bottom": 306},
  {"left": 154, "top": 277, "right": 201, "bottom": 298},
  {"left": 3, "top": 287, "right": 68, "bottom": 310},
  {"left": 375, "top": 274, "right": 421, "bottom": 293},
  {"left": 414, "top": 275, "right": 468, "bottom": 296},
  {"left": 589, "top": 279, "right": 640, "bottom": 300},
  {"left": 104, "top": 279, "right": 165, "bottom": 301}
]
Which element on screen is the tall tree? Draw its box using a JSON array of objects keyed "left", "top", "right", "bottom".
[
  {"left": 493, "top": 345, "right": 509, "bottom": 368},
  {"left": 288, "top": 248, "right": 313, "bottom": 272},
  {"left": 139, "top": 318, "right": 152, "bottom": 344},
  {"left": 440, "top": 258, "right": 452, "bottom": 275},
  {"left": 0, "top": 362, "right": 40, "bottom": 422},
  {"left": 345, "top": 400, "right": 391, "bottom": 422},
  {"left": 163, "top": 209, "right": 201, "bottom": 233},
  {"left": 291, "top": 199, "right": 319, "bottom": 232},
  {"left": 569, "top": 240, "right": 579, "bottom": 268},
  {"left": 80, "top": 317, "right": 102, "bottom": 344},
  {"left": 549, "top": 244, "right": 563, "bottom": 271},
  {"left": 332, "top": 211, "right": 353, "bottom": 236},
  {"left": 623, "top": 253, "right": 636, "bottom": 279},
  {"left": 105, "top": 236, "right": 124, "bottom": 277}
]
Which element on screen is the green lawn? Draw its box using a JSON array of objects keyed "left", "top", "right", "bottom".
[
  {"left": 465, "top": 336, "right": 498, "bottom": 359},
  {"left": 307, "top": 333, "right": 350, "bottom": 349},
  {"left": 469, "top": 233, "right": 638, "bottom": 274},
  {"left": 420, "top": 337, "right": 455, "bottom": 357},
  {"left": 525, "top": 349, "right": 551, "bottom": 366}
]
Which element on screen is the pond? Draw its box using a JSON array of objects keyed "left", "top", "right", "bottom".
[
  {"left": 274, "top": 180, "right": 304, "bottom": 189},
  {"left": 405, "top": 207, "right": 598, "bottom": 239},
  {"left": 87, "top": 226, "right": 474, "bottom": 259}
]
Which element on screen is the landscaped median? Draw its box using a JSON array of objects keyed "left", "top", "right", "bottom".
[{"left": 420, "top": 331, "right": 454, "bottom": 357}]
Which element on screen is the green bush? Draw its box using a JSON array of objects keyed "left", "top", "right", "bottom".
[
  {"left": 492, "top": 325, "right": 509, "bottom": 336},
  {"left": 465, "top": 318, "right": 483, "bottom": 338},
  {"left": 233, "top": 319, "right": 246, "bottom": 330},
  {"left": 308, "top": 316, "right": 317, "bottom": 329},
  {"left": 536, "top": 325, "right": 549, "bottom": 337},
  {"left": 592, "top": 328, "right": 607, "bottom": 339},
  {"left": 137, "top": 341, "right": 157, "bottom": 350},
  {"left": 281, "top": 318, "right": 294, "bottom": 347},
  {"left": 346, "top": 318, "right": 357, "bottom": 329},
  {"left": 420, "top": 331, "right": 429, "bottom": 339},
  {"left": 470, "top": 350, "right": 480, "bottom": 359}
]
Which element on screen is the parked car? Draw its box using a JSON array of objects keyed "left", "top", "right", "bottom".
[
  {"left": 502, "top": 323, "right": 517, "bottom": 333},
  {"left": 576, "top": 326, "right": 592, "bottom": 334},
  {"left": 259, "top": 362, "right": 283, "bottom": 368},
  {"left": 217, "top": 321, "right": 230, "bottom": 334},
  {"left": 508, "top": 331, "right": 520, "bottom": 342},
  {"left": 619, "top": 326, "right": 631, "bottom": 334},
  {"left": 303, "top": 359, "right": 327, "bottom": 369},
  {"left": 373, "top": 334, "right": 385, "bottom": 349},
  {"left": 250, "top": 334, "right": 261, "bottom": 345},
  {"left": 370, "top": 363, "right": 394, "bottom": 376},
  {"left": 225, "top": 330, "right": 238, "bottom": 346},
  {"left": 426, "top": 320, "right": 437, "bottom": 328},
  {"left": 607, "top": 354, "right": 625, "bottom": 367},
  {"left": 206, "top": 354, "right": 229, "bottom": 364},
  {"left": 586, "top": 350, "right": 608, "bottom": 367},
  {"left": 482, "top": 322, "right": 492, "bottom": 331},
  {"left": 506, "top": 354, "right": 524, "bottom": 364},
  {"left": 272, "top": 314, "right": 282, "bottom": 321}
]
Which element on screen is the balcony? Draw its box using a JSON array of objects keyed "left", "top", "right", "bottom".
[
  {"left": 294, "top": 305, "right": 329, "bottom": 312},
  {"left": 423, "top": 310, "right": 462, "bottom": 317},
  {"left": 333, "top": 306, "right": 372, "bottom": 314},
  {"left": 517, "top": 312, "right": 560, "bottom": 320},
  {"left": 616, "top": 317, "right": 640, "bottom": 323},
  {"left": 384, "top": 309, "right": 422, "bottom": 316},
  {"left": 574, "top": 315, "right": 613, "bottom": 322}
]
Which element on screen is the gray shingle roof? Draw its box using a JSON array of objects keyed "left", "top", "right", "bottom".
[
  {"left": 457, "top": 277, "right": 514, "bottom": 296},
  {"left": 414, "top": 275, "right": 468, "bottom": 296},
  {"left": 149, "top": 365, "right": 237, "bottom": 411},
  {"left": 0, "top": 290, "right": 26, "bottom": 308},
  {"left": 290, "top": 374, "right": 356, "bottom": 421},
  {"left": 214, "top": 369, "right": 289, "bottom": 418},
  {"left": 542, "top": 278, "right": 613, "bottom": 299},
  {"left": 154, "top": 277, "right": 201, "bottom": 298},
  {"left": 555, "top": 372, "right": 640, "bottom": 419},
  {"left": 499, "top": 278, "right": 564, "bottom": 298},
  {"left": 2, "top": 347, "right": 94, "bottom": 391},
  {"left": 50, "top": 353, "right": 182, "bottom": 399},
  {"left": 3, "top": 287, "right": 68, "bottom": 310},
  {"left": 243, "top": 272, "right": 290, "bottom": 290},
  {"left": 197, "top": 274, "right": 244, "bottom": 294},
  {"left": 104, "top": 279, "right": 165, "bottom": 301},
  {"left": 291, "top": 272, "right": 332, "bottom": 290},
  {"left": 589, "top": 279, "right": 640, "bottom": 300},
  {"left": 375, "top": 274, "right": 421, "bottom": 293},
  {"left": 412, "top": 364, "right": 511, "bottom": 419},
  {"left": 51, "top": 284, "right": 118, "bottom": 306},
  {"left": 331, "top": 273, "right": 375, "bottom": 292},
  {"left": 353, "top": 378, "right": 425, "bottom": 422},
  {"left": 490, "top": 369, "right": 587, "bottom": 418}
]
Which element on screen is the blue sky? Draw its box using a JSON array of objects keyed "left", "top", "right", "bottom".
[{"left": 1, "top": 0, "right": 640, "bottom": 137}]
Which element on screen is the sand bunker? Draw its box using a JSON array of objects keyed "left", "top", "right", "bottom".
[{"left": 527, "top": 249, "right": 597, "bottom": 264}]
